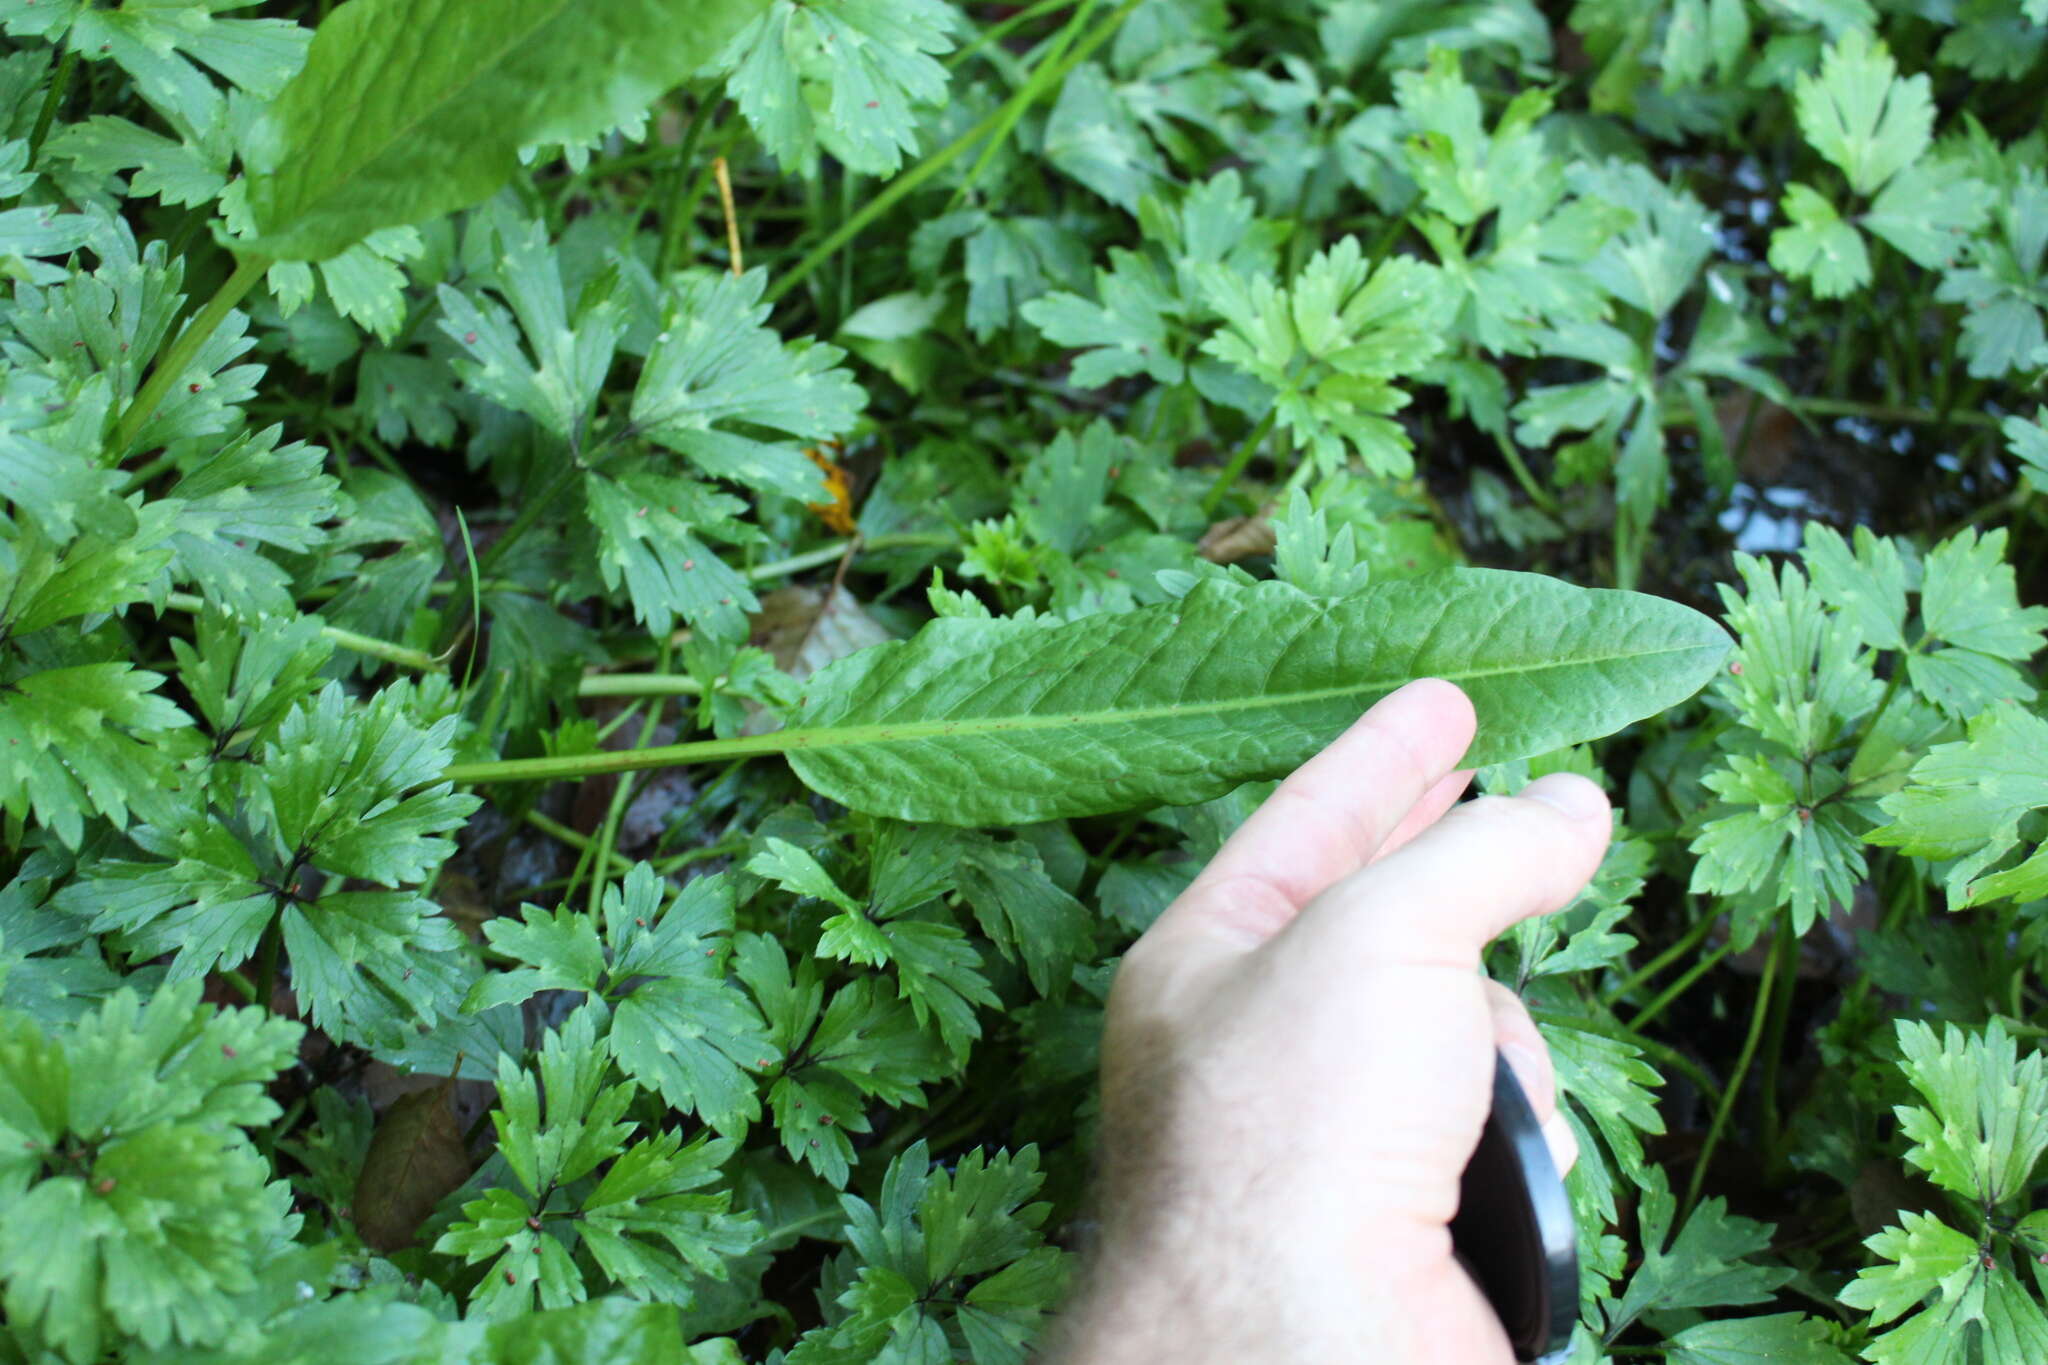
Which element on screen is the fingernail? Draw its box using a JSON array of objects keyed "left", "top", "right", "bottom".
[
  {"left": 1541, "top": 1111, "right": 1579, "bottom": 1175},
  {"left": 1522, "top": 773, "right": 1609, "bottom": 823}
]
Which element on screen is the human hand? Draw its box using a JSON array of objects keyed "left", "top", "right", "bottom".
[{"left": 1044, "top": 679, "right": 1612, "bottom": 1363}]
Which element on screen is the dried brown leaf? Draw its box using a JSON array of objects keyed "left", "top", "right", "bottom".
[
  {"left": 434, "top": 870, "right": 493, "bottom": 944},
  {"left": 1715, "top": 391, "right": 1803, "bottom": 484},
  {"left": 750, "top": 585, "right": 893, "bottom": 680},
  {"left": 1198, "top": 507, "right": 1278, "bottom": 564},
  {"left": 352, "top": 1072, "right": 472, "bottom": 1251},
  {"left": 743, "top": 586, "right": 894, "bottom": 735}
]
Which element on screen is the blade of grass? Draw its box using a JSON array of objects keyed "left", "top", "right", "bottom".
[
  {"left": 946, "top": 0, "right": 1100, "bottom": 212},
  {"left": 765, "top": 0, "right": 1140, "bottom": 307},
  {"left": 947, "top": 0, "right": 1074, "bottom": 68}
]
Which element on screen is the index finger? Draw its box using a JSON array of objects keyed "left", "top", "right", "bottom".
[{"left": 1157, "top": 678, "right": 1477, "bottom": 949}]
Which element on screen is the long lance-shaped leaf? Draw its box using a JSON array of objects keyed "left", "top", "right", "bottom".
[
  {"left": 243, "top": 0, "right": 767, "bottom": 262},
  {"left": 445, "top": 573, "right": 1730, "bottom": 824},
  {"left": 785, "top": 574, "right": 1729, "bottom": 823}
]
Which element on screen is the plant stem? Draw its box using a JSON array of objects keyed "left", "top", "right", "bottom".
[
  {"left": 1756, "top": 916, "right": 1800, "bottom": 1180},
  {"left": 1602, "top": 909, "right": 1720, "bottom": 1008},
  {"left": 746, "top": 531, "right": 954, "bottom": 581},
  {"left": 1632, "top": 1034, "right": 1724, "bottom": 1114},
  {"left": 118, "top": 450, "right": 180, "bottom": 494},
  {"left": 476, "top": 462, "right": 583, "bottom": 579},
  {"left": 575, "top": 142, "right": 685, "bottom": 184},
  {"left": 654, "top": 838, "right": 747, "bottom": 874},
  {"left": 1938, "top": 484, "right": 2030, "bottom": 542},
  {"left": 578, "top": 672, "right": 705, "bottom": 698},
  {"left": 1551, "top": 1009, "right": 1725, "bottom": 1113},
  {"left": 586, "top": 663, "right": 673, "bottom": 916},
  {"left": 765, "top": 0, "right": 1139, "bottom": 307},
  {"left": 759, "top": 1207, "right": 845, "bottom": 1247},
  {"left": 173, "top": 533, "right": 957, "bottom": 684},
  {"left": 253, "top": 916, "right": 283, "bottom": 1016},
  {"left": 667, "top": 116, "right": 748, "bottom": 276},
  {"left": 162, "top": 593, "right": 441, "bottom": 672},
  {"left": 947, "top": 0, "right": 1074, "bottom": 67},
  {"left": 1624, "top": 937, "right": 1735, "bottom": 1034},
  {"left": 1683, "top": 936, "right": 1781, "bottom": 1219},
  {"left": 23, "top": 44, "right": 78, "bottom": 172},
  {"left": 1785, "top": 395, "right": 1999, "bottom": 429},
  {"left": 1201, "top": 408, "right": 1280, "bottom": 515},
  {"left": 658, "top": 92, "right": 721, "bottom": 277},
  {"left": 522, "top": 809, "right": 638, "bottom": 878},
  {"left": 446, "top": 730, "right": 789, "bottom": 787},
  {"left": 948, "top": 0, "right": 1099, "bottom": 211},
  {"left": 112, "top": 255, "right": 267, "bottom": 457},
  {"left": 1493, "top": 429, "right": 1561, "bottom": 515}
]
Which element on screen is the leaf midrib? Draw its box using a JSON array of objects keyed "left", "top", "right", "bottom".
[
  {"left": 442, "top": 633, "right": 1726, "bottom": 785},
  {"left": 787, "top": 636, "right": 1723, "bottom": 753},
  {"left": 262, "top": 0, "right": 576, "bottom": 239}
]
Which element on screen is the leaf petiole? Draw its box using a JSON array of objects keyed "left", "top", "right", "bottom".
[{"left": 111, "top": 254, "right": 269, "bottom": 458}]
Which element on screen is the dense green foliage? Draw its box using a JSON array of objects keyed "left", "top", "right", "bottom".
[{"left": 2, "top": 0, "right": 2048, "bottom": 1360}]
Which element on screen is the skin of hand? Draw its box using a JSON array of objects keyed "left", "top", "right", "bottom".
[{"left": 1042, "top": 678, "right": 1612, "bottom": 1363}]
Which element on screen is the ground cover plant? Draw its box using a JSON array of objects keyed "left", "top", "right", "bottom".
[{"left": 2, "top": 0, "right": 2048, "bottom": 1360}]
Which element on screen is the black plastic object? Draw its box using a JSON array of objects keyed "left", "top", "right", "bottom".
[{"left": 1450, "top": 1051, "right": 1579, "bottom": 1363}]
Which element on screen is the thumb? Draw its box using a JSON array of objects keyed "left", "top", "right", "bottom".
[{"left": 1277, "top": 773, "right": 1612, "bottom": 971}]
